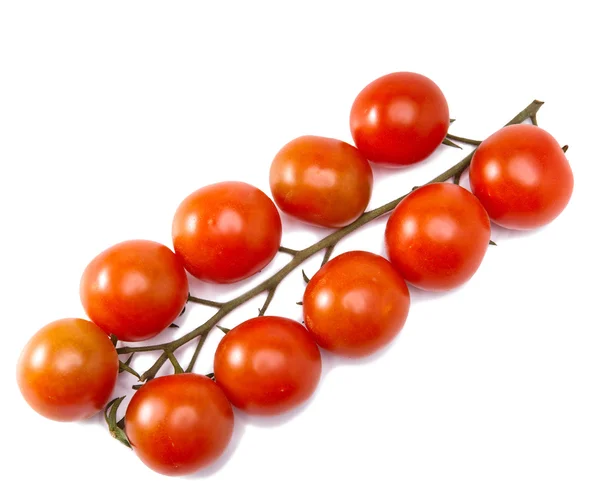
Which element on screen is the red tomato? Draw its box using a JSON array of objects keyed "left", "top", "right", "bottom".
[
  {"left": 350, "top": 72, "right": 449, "bottom": 166},
  {"left": 17, "top": 318, "right": 118, "bottom": 422},
  {"left": 126, "top": 374, "right": 234, "bottom": 476},
  {"left": 80, "top": 240, "right": 189, "bottom": 341},
  {"left": 269, "top": 136, "right": 373, "bottom": 227},
  {"left": 469, "top": 124, "right": 574, "bottom": 230},
  {"left": 172, "top": 182, "right": 282, "bottom": 283},
  {"left": 214, "top": 316, "right": 321, "bottom": 415},
  {"left": 385, "top": 183, "right": 491, "bottom": 291},
  {"left": 303, "top": 251, "right": 410, "bottom": 357}
]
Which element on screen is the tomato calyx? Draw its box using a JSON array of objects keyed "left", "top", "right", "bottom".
[{"left": 104, "top": 397, "right": 131, "bottom": 449}]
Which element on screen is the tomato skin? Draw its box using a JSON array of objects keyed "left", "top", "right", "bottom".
[
  {"left": 126, "top": 374, "right": 234, "bottom": 476},
  {"left": 17, "top": 318, "right": 118, "bottom": 422},
  {"left": 172, "top": 182, "right": 282, "bottom": 283},
  {"left": 269, "top": 136, "right": 373, "bottom": 227},
  {"left": 385, "top": 183, "right": 491, "bottom": 291},
  {"left": 303, "top": 251, "right": 410, "bottom": 357},
  {"left": 469, "top": 125, "right": 574, "bottom": 230},
  {"left": 214, "top": 316, "right": 321, "bottom": 415},
  {"left": 350, "top": 72, "right": 449, "bottom": 166},
  {"left": 80, "top": 240, "right": 189, "bottom": 341}
]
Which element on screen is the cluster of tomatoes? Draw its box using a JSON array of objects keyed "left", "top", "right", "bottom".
[{"left": 17, "top": 72, "right": 573, "bottom": 476}]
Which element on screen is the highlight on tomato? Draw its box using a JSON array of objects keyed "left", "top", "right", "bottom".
[
  {"left": 17, "top": 318, "right": 119, "bottom": 422},
  {"left": 303, "top": 251, "right": 410, "bottom": 357},
  {"left": 469, "top": 124, "right": 574, "bottom": 230},
  {"left": 214, "top": 316, "right": 322, "bottom": 415},
  {"left": 350, "top": 72, "right": 450, "bottom": 166},
  {"left": 270, "top": 135, "right": 373, "bottom": 228},
  {"left": 80, "top": 239, "right": 189, "bottom": 341},
  {"left": 125, "top": 373, "right": 234, "bottom": 476},
  {"left": 172, "top": 181, "right": 282, "bottom": 283}
]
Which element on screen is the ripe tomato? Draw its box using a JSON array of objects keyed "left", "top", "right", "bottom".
[
  {"left": 17, "top": 318, "right": 118, "bottom": 422},
  {"left": 126, "top": 374, "right": 234, "bottom": 476},
  {"left": 172, "top": 181, "right": 282, "bottom": 283},
  {"left": 303, "top": 251, "right": 410, "bottom": 357},
  {"left": 350, "top": 72, "right": 449, "bottom": 166},
  {"left": 269, "top": 136, "right": 373, "bottom": 227},
  {"left": 469, "top": 125, "right": 574, "bottom": 230},
  {"left": 214, "top": 316, "right": 321, "bottom": 415},
  {"left": 385, "top": 183, "right": 490, "bottom": 291},
  {"left": 80, "top": 240, "right": 188, "bottom": 341}
]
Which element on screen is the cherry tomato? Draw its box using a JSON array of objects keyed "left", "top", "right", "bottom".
[
  {"left": 385, "top": 183, "right": 490, "bottom": 291},
  {"left": 350, "top": 72, "right": 449, "bottom": 166},
  {"left": 303, "top": 251, "right": 410, "bottom": 357},
  {"left": 172, "top": 182, "right": 282, "bottom": 283},
  {"left": 17, "top": 318, "right": 118, "bottom": 422},
  {"left": 80, "top": 240, "right": 188, "bottom": 341},
  {"left": 469, "top": 124, "right": 574, "bottom": 230},
  {"left": 214, "top": 316, "right": 321, "bottom": 415},
  {"left": 269, "top": 136, "right": 373, "bottom": 227},
  {"left": 126, "top": 374, "right": 234, "bottom": 476}
]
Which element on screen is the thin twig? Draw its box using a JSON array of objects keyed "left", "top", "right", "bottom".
[
  {"left": 258, "top": 288, "right": 276, "bottom": 316},
  {"left": 139, "top": 352, "right": 169, "bottom": 382},
  {"left": 187, "top": 295, "right": 223, "bottom": 308},
  {"left": 321, "top": 245, "right": 335, "bottom": 266},
  {"left": 119, "top": 357, "right": 140, "bottom": 379},
  {"left": 166, "top": 351, "right": 184, "bottom": 374},
  {"left": 279, "top": 246, "right": 299, "bottom": 256},
  {"left": 185, "top": 330, "right": 211, "bottom": 373},
  {"left": 446, "top": 133, "right": 482, "bottom": 146},
  {"left": 442, "top": 137, "right": 462, "bottom": 149}
]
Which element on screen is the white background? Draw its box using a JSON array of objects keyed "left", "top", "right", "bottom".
[{"left": 1, "top": 1, "right": 598, "bottom": 491}]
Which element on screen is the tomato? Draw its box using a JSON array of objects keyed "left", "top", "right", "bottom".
[
  {"left": 172, "top": 182, "right": 282, "bottom": 283},
  {"left": 469, "top": 124, "right": 574, "bottom": 230},
  {"left": 350, "top": 72, "right": 449, "bottom": 166},
  {"left": 385, "top": 183, "right": 490, "bottom": 291},
  {"left": 126, "top": 374, "right": 234, "bottom": 476},
  {"left": 17, "top": 318, "right": 118, "bottom": 422},
  {"left": 80, "top": 240, "right": 188, "bottom": 341},
  {"left": 303, "top": 251, "right": 410, "bottom": 357},
  {"left": 269, "top": 136, "right": 373, "bottom": 227},
  {"left": 214, "top": 316, "right": 321, "bottom": 415}
]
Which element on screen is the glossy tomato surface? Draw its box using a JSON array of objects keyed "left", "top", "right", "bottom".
[
  {"left": 126, "top": 374, "right": 234, "bottom": 476},
  {"left": 385, "top": 183, "right": 490, "bottom": 291},
  {"left": 270, "top": 136, "right": 373, "bottom": 227},
  {"left": 172, "top": 181, "right": 282, "bottom": 283},
  {"left": 350, "top": 72, "right": 449, "bottom": 166},
  {"left": 17, "top": 318, "right": 118, "bottom": 421},
  {"left": 214, "top": 316, "right": 321, "bottom": 415},
  {"left": 303, "top": 251, "right": 410, "bottom": 357},
  {"left": 469, "top": 124, "right": 574, "bottom": 230},
  {"left": 80, "top": 240, "right": 188, "bottom": 341}
]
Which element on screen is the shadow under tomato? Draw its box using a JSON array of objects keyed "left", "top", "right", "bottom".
[
  {"left": 406, "top": 284, "right": 456, "bottom": 305},
  {"left": 183, "top": 409, "right": 247, "bottom": 480},
  {"left": 490, "top": 223, "right": 544, "bottom": 243}
]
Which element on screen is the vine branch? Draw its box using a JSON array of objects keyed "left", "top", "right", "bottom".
[{"left": 114, "top": 99, "right": 545, "bottom": 386}]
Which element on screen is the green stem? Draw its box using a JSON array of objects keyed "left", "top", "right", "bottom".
[
  {"left": 185, "top": 330, "right": 211, "bottom": 373},
  {"left": 188, "top": 295, "right": 223, "bottom": 308},
  {"left": 258, "top": 288, "right": 276, "bottom": 316},
  {"left": 446, "top": 133, "right": 483, "bottom": 146},
  {"left": 166, "top": 351, "right": 184, "bottom": 374}
]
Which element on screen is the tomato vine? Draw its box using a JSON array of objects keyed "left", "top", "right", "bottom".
[{"left": 104, "top": 100, "right": 546, "bottom": 439}]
